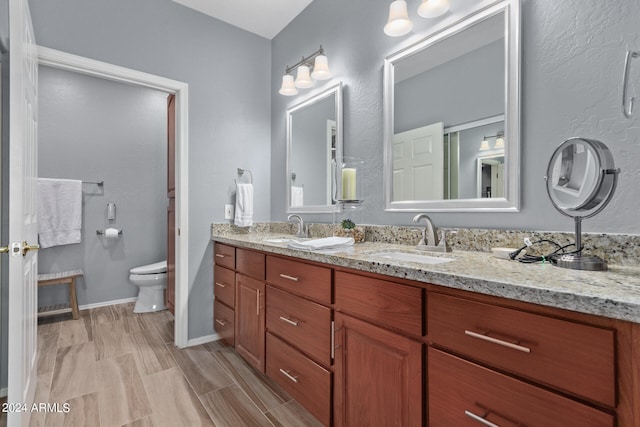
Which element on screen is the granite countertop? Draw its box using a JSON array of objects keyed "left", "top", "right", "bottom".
[{"left": 212, "top": 232, "right": 640, "bottom": 324}]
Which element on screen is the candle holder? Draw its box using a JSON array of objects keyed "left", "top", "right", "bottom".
[{"left": 334, "top": 157, "right": 364, "bottom": 205}]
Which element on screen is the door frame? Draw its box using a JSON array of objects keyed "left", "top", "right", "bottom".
[{"left": 37, "top": 46, "right": 190, "bottom": 348}]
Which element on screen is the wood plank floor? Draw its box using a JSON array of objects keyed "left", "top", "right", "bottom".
[{"left": 27, "top": 303, "right": 323, "bottom": 427}]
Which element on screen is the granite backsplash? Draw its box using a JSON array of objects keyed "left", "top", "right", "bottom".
[{"left": 211, "top": 222, "right": 640, "bottom": 268}]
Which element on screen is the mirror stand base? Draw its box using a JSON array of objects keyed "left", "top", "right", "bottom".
[{"left": 555, "top": 254, "right": 608, "bottom": 271}]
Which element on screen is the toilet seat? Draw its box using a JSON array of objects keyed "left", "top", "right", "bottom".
[{"left": 130, "top": 260, "right": 167, "bottom": 275}]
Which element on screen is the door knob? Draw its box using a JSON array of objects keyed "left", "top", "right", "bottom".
[
  {"left": 21, "top": 241, "right": 40, "bottom": 256},
  {"left": 0, "top": 246, "right": 9, "bottom": 254}
]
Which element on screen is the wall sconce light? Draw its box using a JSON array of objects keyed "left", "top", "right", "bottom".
[
  {"left": 480, "top": 132, "right": 505, "bottom": 150},
  {"left": 279, "top": 45, "right": 332, "bottom": 96},
  {"left": 384, "top": 0, "right": 451, "bottom": 37}
]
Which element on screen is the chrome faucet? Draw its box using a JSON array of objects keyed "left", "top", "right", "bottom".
[
  {"left": 287, "top": 214, "right": 310, "bottom": 238},
  {"left": 412, "top": 213, "right": 451, "bottom": 252}
]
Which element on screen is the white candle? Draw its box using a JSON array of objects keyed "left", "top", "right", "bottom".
[{"left": 342, "top": 168, "right": 357, "bottom": 200}]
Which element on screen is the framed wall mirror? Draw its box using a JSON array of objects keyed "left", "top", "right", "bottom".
[
  {"left": 383, "top": 0, "right": 520, "bottom": 212},
  {"left": 286, "top": 82, "right": 343, "bottom": 213}
]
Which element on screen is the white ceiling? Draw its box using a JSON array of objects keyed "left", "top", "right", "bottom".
[{"left": 172, "top": 0, "right": 314, "bottom": 39}]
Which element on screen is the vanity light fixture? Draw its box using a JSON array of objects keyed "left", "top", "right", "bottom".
[
  {"left": 279, "top": 46, "right": 333, "bottom": 96},
  {"left": 480, "top": 132, "right": 505, "bottom": 150},
  {"left": 384, "top": 0, "right": 451, "bottom": 37},
  {"left": 417, "top": 0, "right": 451, "bottom": 18},
  {"left": 384, "top": 1, "right": 413, "bottom": 37}
]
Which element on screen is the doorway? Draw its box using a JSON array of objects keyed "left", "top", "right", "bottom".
[{"left": 37, "top": 47, "right": 190, "bottom": 347}]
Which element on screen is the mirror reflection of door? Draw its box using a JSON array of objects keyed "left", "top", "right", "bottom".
[
  {"left": 477, "top": 155, "right": 505, "bottom": 198},
  {"left": 326, "top": 119, "right": 336, "bottom": 205},
  {"left": 392, "top": 122, "right": 444, "bottom": 201}
]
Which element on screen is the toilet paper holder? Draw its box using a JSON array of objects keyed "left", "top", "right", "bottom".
[{"left": 96, "top": 229, "right": 123, "bottom": 236}]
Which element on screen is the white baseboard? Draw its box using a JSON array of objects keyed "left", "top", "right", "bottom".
[
  {"left": 187, "top": 333, "right": 219, "bottom": 347},
  {"left": 78, "top": 297, "right": 137, "bottom": 311}
]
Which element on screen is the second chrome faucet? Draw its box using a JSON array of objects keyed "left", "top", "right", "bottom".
[
  {"left": 412, "top": 213, "right": 451, "bottom": 253},
  {"left": 287, "top": 214, "right": 310, "bottom": 238}
]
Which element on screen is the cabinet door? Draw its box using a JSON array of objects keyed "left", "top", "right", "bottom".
[
  {"left": 235, "top": 273, "right": 265, "bottom": 373},
  {"left": 334, "top": 313, "right": 422, "bottom": 427}
]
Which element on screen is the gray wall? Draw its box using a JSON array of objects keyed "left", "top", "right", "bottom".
[
  {"left": 271, "top": 0, "right": 640, "bottom": 235},
  {"left": 395, "top": 39, "right": 504, "bottom": 134},
  {"left": 30, "top": 0, "right": 272, "bottom": 339},
  {"left": 37, "top": 66, "right": 167, "bottom": 307}
]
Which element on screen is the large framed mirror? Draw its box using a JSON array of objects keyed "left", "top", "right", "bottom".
[
  {"left": 286, "top": 82, "right": 343, "bottom": 213},
  {"left": 383, "top": 0, "right": 520, "bottom": 211}
]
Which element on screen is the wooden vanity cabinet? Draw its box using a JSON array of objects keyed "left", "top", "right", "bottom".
[
  {"left": 213, "top": 243, "right": 236, "bottom": 347},
  {"left": 234, "top": 248, "right": 266, "bottom": 373},
  {"left": 428, "top": 347, "right": 614, "bottom": 427},
  {"left": 265, "top": 255, "right": 333, "bottom": 426},
  {"left": 426, "top": 289, "right": 625, "bottom": 426},
  {"left": 333, "top": 271, "right": 424, "bottom": 427}
]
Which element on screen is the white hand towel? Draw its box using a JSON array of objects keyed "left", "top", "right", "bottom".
[
  {"left": 287, "top": 236, "right": 354, "bottom": 251},
  {"left": 38, "top": 178, "right": 82, "bottom": 248},
  {"left": 291, "top": 186, "right": 304, "bottom": 207},
  {"left": 234, "top": 183, "right": 254, "bottom": 227}
]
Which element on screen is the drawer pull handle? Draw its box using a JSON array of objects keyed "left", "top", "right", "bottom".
[
  {"left": 464, "top": 330, "right": 531, "bottom": 353},
  {"left": 464, "top": 410, "right": 501, "bottom": 427},
  {"left": 256, "top": 289, "right": 261, "bottom": 315},
  {"left": 215, "top": 282, "right": 226, "bottom": 288},
  {"left": 279, "top": 368, "right": 299, "bottom": 383},
  {"left": 279, "top": 316, "right": 299, "bottom": 326},
  {"left": 215, "top": 318, "right": 227, "bottom": 326},
  {"left": 215, "top": 254, "right": 225, "bottom": 258},
  {"left": 279, "top": 273, "right": 299, "bottom": 282}
]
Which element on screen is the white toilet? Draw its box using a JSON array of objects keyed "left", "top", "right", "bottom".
[{"left": 129, "top": 260, "right": 167, "bottom": 313}]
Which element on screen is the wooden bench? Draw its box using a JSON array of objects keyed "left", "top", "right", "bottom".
[{"left": 37, "top": 270, "right": 83, "bottom": 320}]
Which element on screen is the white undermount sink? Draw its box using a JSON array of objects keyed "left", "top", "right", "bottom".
[{"left": 372, "top": 251, "right": 455, "bottom": 265}]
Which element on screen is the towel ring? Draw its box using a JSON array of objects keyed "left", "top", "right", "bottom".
[{"left": 235, "top": 168, "right": 253, "bottom": 184}]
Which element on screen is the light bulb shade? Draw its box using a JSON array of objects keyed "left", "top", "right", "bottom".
[
  {"left": 279, "top": 74, "right": 298, "bottom": 96},
  {"left": 479, "top": 139, "right": 490, "bottom": 151},
  {"left": 311, "top": 55, "right": 332, "bottom": 80},
  {"left": 495, "top": 136, "right": 505, "bottom": 148},
  {"left": 384, "top": 0, "right": 413, "bottom": 37},
  {"left": 417, "top": 0, "right": 451, "bottom": 18},
  {"left": 294, "top": 65, "right": 314, "bottom": 88}
]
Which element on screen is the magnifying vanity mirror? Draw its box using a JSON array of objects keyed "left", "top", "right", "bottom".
[
  {"left": 383, "top": 0, "right": 520, "bottom": 211},
  {"left": 286, "top": 82, "right": 343, "bottom": 213},
  {"left": 545, "top": 138, "right": 620, "bottom": 271}
]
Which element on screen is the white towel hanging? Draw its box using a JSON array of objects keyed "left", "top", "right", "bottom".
[{"left": 234, "top": 183, "right": 254, "bottom": 227}]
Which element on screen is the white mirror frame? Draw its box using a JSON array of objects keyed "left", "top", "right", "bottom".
[
  {"left": 383, "top": 0, "right": 520, "bottom": 212},
  {"left": 286, "top": 82, "right": 343, "bottom": 213}
]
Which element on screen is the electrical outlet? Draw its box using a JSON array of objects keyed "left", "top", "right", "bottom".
[{"left": 224, "top": 204, "right": 234, "bottom": 220}]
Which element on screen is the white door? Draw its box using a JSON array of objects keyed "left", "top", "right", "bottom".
[
  {"left": 392, "top": 122, "right": 444, "bottom": 201},
  {"left": 7, "top": 0, "right": 39, "bottom": 425}
]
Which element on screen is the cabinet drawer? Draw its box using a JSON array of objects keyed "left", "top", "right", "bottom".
[
  {"left": 214, "top": 242, "right": 235, "bottom": 270},
  {"left": 428, "top": 292, "right": 615, "bottom": 407},
  {"left": 266, "top": 286, "right": 331, "bottom": 366},
  {"left": 267, "top": 333, "right": 331, "bottom": 426},
  {"left": 335, "top": 271, "right": 423, "bottom": 336},
  {"left": 428, "top": 347, "right": 614, "bottom": 427},
  {"left": 237, "top": 248, "right": 265, "bottom": 280},
  {"left": 266, "top": 256, "right": 331, "bottom": 305},
  {"left": 214, "top": 299, "right": 234, "bottom": 347},
  {"left": 213, "top": 265, "right": 235, "bottom": 308}
]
